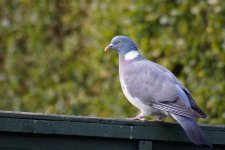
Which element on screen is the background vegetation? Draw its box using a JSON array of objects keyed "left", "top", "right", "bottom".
[{"left": 0, "top": 0, "right": 224, "bottom": 124}]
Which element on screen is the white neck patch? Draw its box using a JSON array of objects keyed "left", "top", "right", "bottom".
[{"left": 124, "top": 51, "right": 139, "bottom": 60}]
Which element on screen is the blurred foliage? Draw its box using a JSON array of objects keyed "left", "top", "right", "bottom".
[{"left": 0, "top": 0, "right": 224, "bottom": 124}]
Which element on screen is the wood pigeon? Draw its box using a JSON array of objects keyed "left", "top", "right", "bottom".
[{"left": 104, "top": 35, "right": 212, "bottom": 147}]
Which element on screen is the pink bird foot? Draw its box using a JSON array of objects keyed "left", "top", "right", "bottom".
[{"left": 128, "top": 113, "right": 145, "bottom": 120}]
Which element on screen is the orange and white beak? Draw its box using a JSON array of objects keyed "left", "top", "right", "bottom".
[{"left": 104, "top": 44, "right": 114, "bottom": 52}]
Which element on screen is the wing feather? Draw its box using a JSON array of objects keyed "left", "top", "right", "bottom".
[
  {"left": 152, "top": 98, "right": 201, "bottom": 118},
  {"left": 183, "top": 89, "right": 207, "bottom": 118}
]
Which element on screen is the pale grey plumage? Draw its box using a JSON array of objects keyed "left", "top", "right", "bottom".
[
  {"left": 105, "top": 35, "right": 212, "bottom": 147},
  {"left": 120, "top": 58, "right": 203, "bottom": 118}
]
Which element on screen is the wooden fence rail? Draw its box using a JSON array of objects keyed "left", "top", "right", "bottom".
[{"left": 0, "top": 111, "right": 224, "bottom": 150}]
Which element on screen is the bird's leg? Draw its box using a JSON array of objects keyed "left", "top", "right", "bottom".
[{"left": 128, "top": 113, "right": 145, "bottom": 120}]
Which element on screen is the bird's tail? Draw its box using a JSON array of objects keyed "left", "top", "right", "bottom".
[{"left": 171, "top": 114, "right": 213, "bottom": 148}]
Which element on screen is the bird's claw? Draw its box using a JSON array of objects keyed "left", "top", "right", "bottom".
[{"left": 127, "top": 114, "right": 145, "bottom": 120}]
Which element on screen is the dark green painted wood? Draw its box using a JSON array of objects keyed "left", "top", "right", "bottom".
[
  {"left": 152, "top": 141, "right": 225, "bottom": 150},
  {"left": 139, "top": 140, "right": 152, "bottom": 150},
  {"left": 0, "top": 110, "right": 224, "bottom": 150},
  {"left": 0, "top": 133, "right": 138, "bottom": 150}
]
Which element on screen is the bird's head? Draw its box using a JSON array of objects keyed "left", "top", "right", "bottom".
[{"left": 104, "top": 36, "right": 138, "bottom": 55}]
